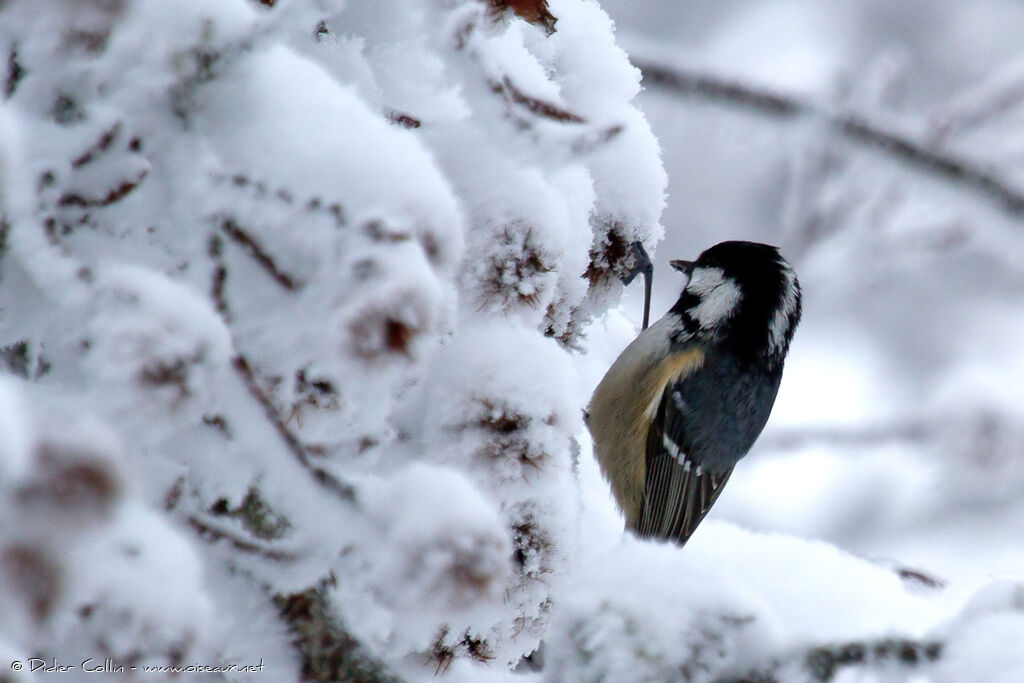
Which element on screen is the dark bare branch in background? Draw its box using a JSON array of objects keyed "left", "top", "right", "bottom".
[
  {"left": 637, "top": 60, "right": 1024, "bottom": 218},
  {"left": 717, "top": 635, "right": 943, "bottom": 683},
  {"left": 759, "top": 421, "right": 933, "bottom": 452},
  {"left": 760, "top": 411, "right": 1016, "bottom": 454}
]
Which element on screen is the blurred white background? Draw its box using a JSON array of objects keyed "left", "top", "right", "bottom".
[{"left": 594, "top": 0, "right": 1024, "bottom": 590}]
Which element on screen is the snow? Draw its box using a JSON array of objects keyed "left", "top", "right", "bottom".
[
  {"left": 3, "top": 0, "right": 1024, "bottom": 680},
  {"left": 0, "top": 0, "right": 664, "bottom": 676},
  {"left": 356, "top": 463, "right": 511, "bottom": 654},
  {"left": 547, "top": 526, "right": 946, "bottom": 682},
  {"left": 0, "top": 378, "right": 31, "bottom": 480},
  {"left": 932, "top": 579, "right": 1024, "bottom": 683},
  {"left": 57, "top": 503, "right": 213, "bottom": 663},
  {"left": 197, "top": 43, "right": 464, "bottom": 255},
  {"left": 547, "top": 536, "right": 780, "bottom": 683}
]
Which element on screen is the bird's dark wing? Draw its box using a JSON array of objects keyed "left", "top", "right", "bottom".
[{"left": 636, "top": 383, "right": 733, "bottom": 545}]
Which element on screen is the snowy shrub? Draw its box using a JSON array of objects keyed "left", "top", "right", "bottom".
[
  {"left": 6, "top": 0, "right": 1021, "bottom": 681},
  {"left": 544, "top": 537, "right": 776, "bottom": 683},
  {"left": 0, "top": 379, "right": 212, "bottom": 677},
  {"left": 0, "top": 0, "right": 662, "bottom": 679},
  {"left": 544, "top": 527, "right": 947, "bottom": 683}
]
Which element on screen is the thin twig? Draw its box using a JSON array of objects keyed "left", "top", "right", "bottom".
[
  {"left": 491, "top": 76, "right": 585, "bottom": 123},
  {"left": 71, "top": 121, "right": 123, "bottom": 168},
  {"left": 569, "top": 123, "right": 624, "bottom": 155},
  {"left": 928, "top": 59, "right": 1024, "bottom": 145},
  {"left": 213, "top": 172, "right": 347, "bottom": 228},
  {"left": 207, "top": 238, "right": 355, "bottom": 505},
  {"left": 231, "top": 354, "right": 356, "bottom": 503},
  {"left": 208, "top": 235, "right": 230, "bottom": 320},
  {"left": 220, "top": 217, "right": 303, "bottom": 290},
  {"left": 717, "top": 635, "right": 943, "bottom": 683},
  {"left": 187, "top": 514, "right": 301, "bottom": 562},
  {"left": 57, "top": 170, "right": 148, "bottom": 207},
  {"left": 759, "top": 420, "right": 933, "bottom": 452},
  {"left": 387, "top": 111, "right": 422, "bottom": 128},
  {"left": 637, "top": 60, "right": 1024, "bottom": 217},
  {"left": 640, "top": 64, "right": 802, "bottom": 118}
]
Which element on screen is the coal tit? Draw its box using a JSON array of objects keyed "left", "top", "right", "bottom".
[{"left": 587, "top": 241, "right": 801, "bottom": 545}]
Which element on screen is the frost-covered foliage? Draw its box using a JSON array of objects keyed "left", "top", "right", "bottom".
[
  {"left": 0, "top": 0, "right": 663, "bottom": 679},
  {"left": 547, "top": 530, "right": 1024, "bottom": 682},
  {"left": 6, "top": 0, "right": 1024, "bottom": 681},
  {"left": 0, "top": 378, "right": 213, "bottom": 673}
]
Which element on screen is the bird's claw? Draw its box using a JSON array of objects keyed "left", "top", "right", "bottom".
[{"left": 620, "top": 241, "right": 654, "bottom": 330}]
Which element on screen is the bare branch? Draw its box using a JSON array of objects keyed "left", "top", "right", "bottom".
[
  {"left": 219, "top": 217, "right": 303, "bottom": 291},
  {"left": 487, "top": 0, "right": 557, "bottom": 35},
  {"left": 71, "top": 121, "right": 123, "bottom": 168},
  {"left": 928, "top": 59, "right": 1024, "bottom": 145},
  {"left": 717, "top": 635, "right": 943, "bottom": 683},
  {"left": 491, "top": 76, "right": 586, "bottom": 123},
  {"left": 637, "top": 60, "right": 1024, "bottom": 218},
  {"left": 207, "top": 235, "right": 230, "bottom": 320},
  {"left": 5, "top": 46, "right": 24, "bottom": 98},
  {"left": 187, "top": 514, "right": 301, "bottom": 562},
  {"left": 57, "top": 170, "right": 148, "bottom": 208},
  {"left": 640, "top": 64, "right": 803, "bottom": 118},
  {"left": 895, "top": 566, "right": 947, "bottom": 590},
  {"left": 759, "top": 420, "right": 933, "bottom": 452},
  {"left": 387, "top": 111, "right": 421, "bottom": 129}
]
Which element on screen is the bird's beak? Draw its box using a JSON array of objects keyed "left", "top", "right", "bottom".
[{"left": 669, "top": 259, "right": 694, "bottom": 277}]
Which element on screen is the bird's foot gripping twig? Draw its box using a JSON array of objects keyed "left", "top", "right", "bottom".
[{"left": 619, "top": 241, "right": 653, "bottom": 330}]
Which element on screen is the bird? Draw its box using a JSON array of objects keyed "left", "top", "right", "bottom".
[{"left": 587, "top": 240, "right": 801, "bottom": 546}]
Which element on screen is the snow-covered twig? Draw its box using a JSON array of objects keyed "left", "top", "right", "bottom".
[
  {"left": 70, "top": 121, "right": 124, "bottom": 168},
  {"left": 208, "top": 235, "right": 230, "bottom": 319},
  {"left": 56, "top": 171, "right": 148, "bottom": 208},
  {"left": 186, "top": 514, "right": 301, "bottom": 562},
  {"left": 230, "top": 353, "right": 356, "bottom": 503},
  {"left": 717, "top": 635, "right": 943, "bottom": 683},
  {"left": 219, "top": 217, "right": 303, "bottom": 291},
  {"left": 206, "top": 240, "right": 355, "bottom": 505},
  {"left": 636, "top": 60, "right": 1024, "bottom": 218},
  {"left": 490, "top": 75, "right": 586, "bottom": 123}
]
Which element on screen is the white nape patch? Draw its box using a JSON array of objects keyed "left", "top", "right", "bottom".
[
  {"left": 685, "top": 267, "right": 742, "bottom": 329},
  {"left": 770, "top": 260, "right": 799, "bottom": 352},
  {"left": 662, "top": 433, "right": 683, "bottom": 463}
]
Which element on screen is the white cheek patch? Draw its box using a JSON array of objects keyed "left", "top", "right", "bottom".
[
  {"left": 686, "top": 267, "right": 742, "bottom": 329},
  {"left": 770, "top": 261, "right": 799, "bottom": 352}
]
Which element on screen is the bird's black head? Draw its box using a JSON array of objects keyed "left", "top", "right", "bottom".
[{"left": 669, "top": 241, "right": 801, "bottom": 366}]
